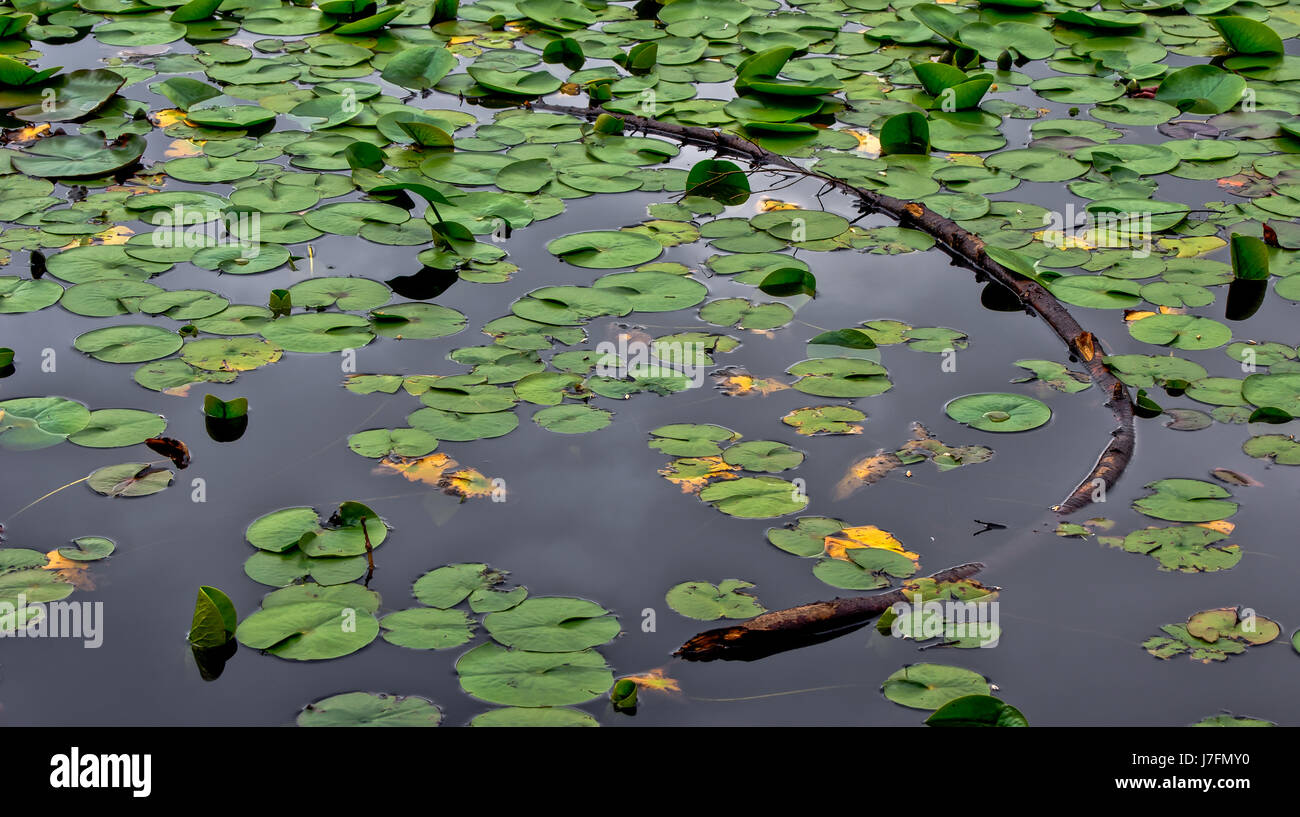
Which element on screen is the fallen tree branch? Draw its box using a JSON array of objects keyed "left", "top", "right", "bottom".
[
  {"left": 534, "top": 102, "right": 1134, "bottom": 515},
  {"left": 674, "top": 562, "right": 986, "bottom": 662}
]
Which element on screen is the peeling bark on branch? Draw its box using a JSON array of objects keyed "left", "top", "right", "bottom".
[{"left": 535, "top": 103, "right": 1135, "bottom": 515}]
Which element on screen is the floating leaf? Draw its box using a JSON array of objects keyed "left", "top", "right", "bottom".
[
  {"left": 483, "top": 597, "right": 619, "bottom": 652},
  {"left": 1132, "top": 479, "right": 1237, "bottom": 523},
  {"left": 188, "top": 585, "right": 236, "bottom": 649},
  {"left": 926, "top": 695, "right": 1028, "bottom": 727},
  {"left": 698, "top": 476, "right": 807, "bottom": 518},
  {"left": 298, "top": 692, "right": 442, "bottom": 727},
  {"left": 665, "top": 579, "right": 765, "bottom": 621},
  {"left": 380, "top": 608, "right": 476, "bottom": 650},
  {"left": 456, "top": 643, "right": 613, "bottom": 707},
  {"left": 235, "top": 584, "right": 380, "bottom": 661},
  {"left": 882, "top": 664, "right": 991, "bottom": 710},
  {"left": 945, "top": 393, "right": 1050, "bottom": 432}
]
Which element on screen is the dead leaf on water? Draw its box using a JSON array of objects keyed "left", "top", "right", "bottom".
[
  {"left": 823, "top": 525, "right": 918, "bottom": 563},
  {"left": 439, "top": 468, "right": 494, "bottom": 499},
  {"left": 43, "top": 551, "right": 95, "bottom": 590},
  {"left": 164, "top": 139, "right": 203, "bottom": 158},
  {"left": 757, "top": 198, "right": 799, "bottom": 212},
  {"left": 658, "top": 456, "right": 738, "bottom": 493},
  {"left": 1211, "top": 468, "right": 1262, "bottom": 487},
  {"left": 834, "top": 450, "right": 903, "bottom": 499},
  {"left": 712, "top": 368, "right": 788, "bottom": 396},
  {"left": 375, "top": 453, "right": 458, "bottom": 486},
  {"left": 623, "top": 668, "right": 681, "bottom": 694}
]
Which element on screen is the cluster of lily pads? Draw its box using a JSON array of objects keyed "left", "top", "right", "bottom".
[
  {"left": 0, "top": 0, "right": 1297, "bottom": 727},
  {"left": 0, "top": 536, "right": 114, "bottom": 632},
  {"left": 232, "top": 528, "right": 624, "bottom": 724},
  {"left": 1144, "top": 605, "right": 1281, "bottom": 663}
]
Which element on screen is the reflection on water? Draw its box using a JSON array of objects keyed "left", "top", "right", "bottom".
[{"left": 1, "top": 40, "right": 1298, "bottom": 729}]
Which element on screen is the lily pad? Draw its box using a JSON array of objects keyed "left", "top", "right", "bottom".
[
  {"left": 882, "top": 663, "right": 991, "bottom": 710},
  {"left": 945, "top": 393, "right": 1050, "bottom": 432}
]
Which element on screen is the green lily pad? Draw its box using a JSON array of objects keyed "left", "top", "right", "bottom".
[
  {"left": 74, "top": 325, "right": 184, "bottom": 364},
  {"left": 1132, "top": 478, "right": 1237, "bottom": 523},
  {"left": 945, "top": 393, "right": 1050, "bottom": 432},
  {"left": 698, "top": 476, "right": 808, "bottom": 518},
  {"left": 721, "top": 440, "right": 804, "bottom": 472},
  {"left": 181, "top": 337, "right": 283, "bottom": 371},
  {"left": 483, "top": 597, "right": 619, "bottom": 652},
  {"left": 456, "top": 642, "right": 613, "bottom": 707},
  {"left": 67, "top": 408, "right": 165, "bottom": 448},
  {"left": 87, "top": 462, "right": 174, "bottom": 497},
  {"left": 235, "top": 583, "right": 379, "bottom": 661},
  {"left": 0, "top": 396, "right": 90, "bottom": 450},
  {"left": 57, "top": 536, "right": 115, "bottom": 562},
  {"left": 533, "top": 404, "right": 612, "bottom": 434},
  {"left": 882, "top": 663, "right": 991, "bottom": 710},
  {"left": 665, "top": 579, "right": 765, "bottom": 620},
  {"left": 380, "top": 608, "right": 476, "bottom": 650},
  {"left": 298, "top": 692, "right": 442, "bottom": 727},
  {"left": 546, "top": 230, "right": 664, "bottom": 269}
]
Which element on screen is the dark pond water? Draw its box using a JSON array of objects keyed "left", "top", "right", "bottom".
[{"left": 2, "top": 29, "right": 1298, "bottom": 728}]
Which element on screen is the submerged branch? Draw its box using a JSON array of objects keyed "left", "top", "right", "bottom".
[
  {"left": 360, "top": 516, "right": 376, "bottom": 585},
  {"left": 534, "top": 102, "right": 1135, "bottom": 515},
  {"left": 674, "top": 562, "right": 986, "bottom": 662}
]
